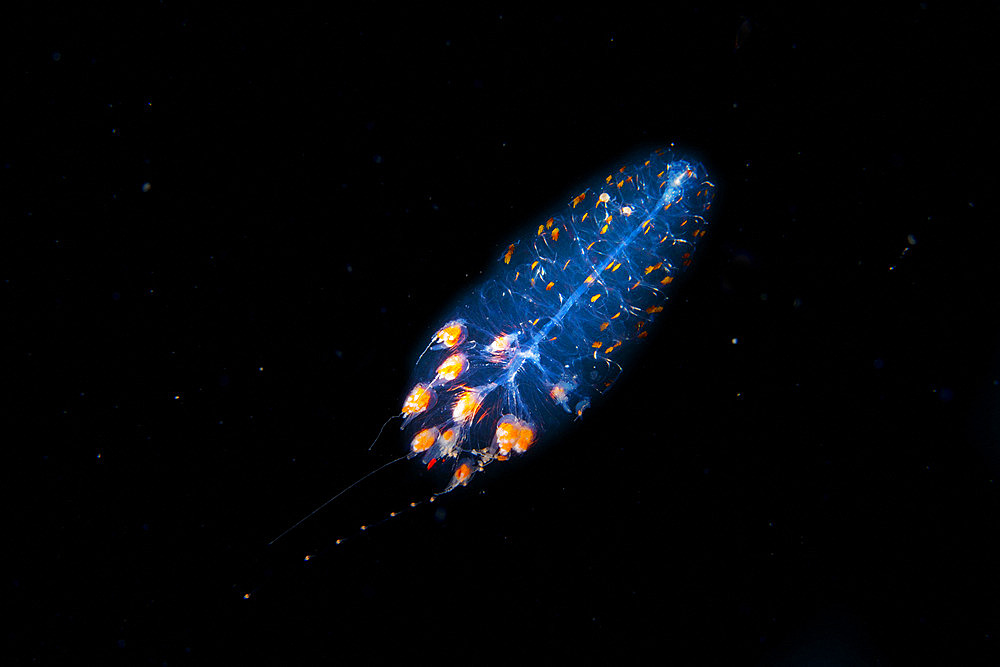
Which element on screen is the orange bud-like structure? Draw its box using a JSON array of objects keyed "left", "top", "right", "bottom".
[
  {"left": 401, "top": 383, "right": 436, "bottom": 426},
  {"left": 410, "top": 427, "right": 438, "bottom": 454},
  {"left": 487, "top": 333, "right": 516, "bottom": 356},
  {"left": 491, "top": 415, "right": 536, "bottom": 456},
  {"left": 434, "top": 353, "right": 469, "bottom": 382},
  {"left": 452, "top": 388, "right": 483, "bottom": 424},
  {"left": 434, "top": 321, "right": 466, "bottom": 348}
]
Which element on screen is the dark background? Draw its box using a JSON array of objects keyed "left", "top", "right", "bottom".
[{"left": 4, "top": 3, "right": 999, "bottom": 664}]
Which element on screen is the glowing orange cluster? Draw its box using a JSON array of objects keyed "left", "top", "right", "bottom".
[
  {"left": 493, "top": 415, "right": 536, "bottom": 456},
  {"left": 487, "top": 333, "right": 516, "bottom": 355},
  {"left": 434, "top": 321, "right": 466, "bottom": 348},
  {"left": 402, "top": 383, "right": 435, "bottom": 416},
  {"left": 410, "top": 427, "right": 438, "bottom": 453},
  {"left": 435, "top": 352, "right": 468, "bottom": 382},
  {"left": 548, "top": 381, "right": 577, "bottom": 411},
  {"left": 452, "top": 388, "right": 483, "bottom": 424},
  {"left": 453, "top": 463, "right": 472, "bottom": 484}
]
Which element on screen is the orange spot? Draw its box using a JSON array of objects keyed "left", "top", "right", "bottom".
[
  {"left": 590, "top": 293, "right": 601, "bottom": 303},
  {"left": 537, "top": 225, "right": 545, "bottom": 236},
  {"left": 452, "top": 389, "right": 483, "bottom": 423},
  {"left": 494, "top": 415, "right": 536, "bottom": 455},
  {"left": 514, "top": 426, "right": 535, "bottom": 452},
  {"left": 599, "top": 321, "right": 609, "bottom": 331},
  {"left": 495, "top": 421, "right": 519, "bottom": 454},
  {"left": 660, "top": 275, "right": 674, "bottom": 285},
  {"left": 437, "top": 428, "right": 458, "bottom": 453},
  {"left": 637, "top": 331, "right": 648, "bottom": 339},
  {"left": 571, "top": 193, "right": 586, "bottom": 208},
  {"left": 551, "top": 227, "right": 560, "bottom": 241},
  {"left": 435, "top": 322, "right": 465, "bottom": 348},
  {"left": 545, "top": 217, "right": 554, "bottom": 229},
  {"left": 645, "top": 305, "right": 664, "bottom": 314},
  {"left": 563, "top": 259, "right": 571, "bottom": 271},
  {"left": 549, "top": 385, "right": 566, "bottom": 401},
  {"left": 402, "top": 383, "right": 435, "bottom": 416},
  {"left": 545, "top": 281, "right": 554, "bottom": 291},
  {"left": 610, "top": 311, "right": 621, "bottom": 319},
  {"left": 592, "top": 341, "right": 602, "bottom": 348},
  {"left": 454, "top": 463, "right": 472, "bottom": 484},
  {"left": 488, "top": 333, "right": 515, "bottom": 354},
  {"left": 427, "top": 458, "right": 438, "bottom": 470},
  {"left": 604, "top": 341, "right": 622, "bottom": 354},
  {"left": 611, "top": 262, "right": 621, "bottom": 272},
  {"left": 504, "top": 244, "right": 515, "bottom": 264},
  {"left": 644, "top": 262, "right": 663, "bottom": 274},
  {"left": 435, "top": 352, "right": 468, "bottom": 381},
  {"left": 410, "top": 427, "right": 438, "bottom": 453},
  {"left": 600, "top": 224, "right": 609, "bottom": 235}
]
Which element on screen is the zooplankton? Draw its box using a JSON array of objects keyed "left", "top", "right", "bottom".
[{"left": 270, "top": 147, "right": 714, "bottom": 545}]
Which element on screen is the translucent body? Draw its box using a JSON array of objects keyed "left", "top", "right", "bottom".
[{"left": 402, "top": 148, "right": 715, "bottom": 491}]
